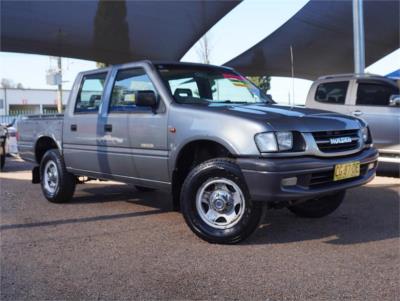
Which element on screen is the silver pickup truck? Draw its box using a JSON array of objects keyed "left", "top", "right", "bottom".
[
  {"left": 18, "top": 61, "right": 378, "bottom": 244},
  {"left": 306, "top": 74, "right": 399, "bottom": 176}
]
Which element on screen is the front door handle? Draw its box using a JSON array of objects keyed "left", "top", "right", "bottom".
[
  {"left": 70, "top": 124, "right": 77, "bottom": 131},
  {"left": 352, "top": 110, "right": 363, "bottom": 116},
  {"left": 104, "top": 124, "right": 112, "bottom": 132}
]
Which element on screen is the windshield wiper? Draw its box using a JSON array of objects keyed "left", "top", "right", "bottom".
[{"left": 214, "top": 100, "right": 249, "bottom": 104}]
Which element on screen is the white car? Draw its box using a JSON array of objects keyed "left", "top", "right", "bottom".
[{"left": 5, "top": 126, "right": 18, "bottom": 155}]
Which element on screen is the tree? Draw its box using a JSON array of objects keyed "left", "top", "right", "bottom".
[
  {"left": 0, "top": 78, "right": 24, "bottom": 89},
  {"left": 196, "top": 34, "right": 213, "bottom": 64},
  {"left": 247, "top": 76, "right": 271, "bottom": 94},
  {"left": 96, "top": 62, "right": 108, "bottom": 69},
  {"left": 1, "top": 78, "right": 14, "bottom": 88}
]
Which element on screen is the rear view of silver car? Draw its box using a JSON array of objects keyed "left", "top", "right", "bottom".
[{"left": 306, "top": 74, "right": 400, "bottom": 176}]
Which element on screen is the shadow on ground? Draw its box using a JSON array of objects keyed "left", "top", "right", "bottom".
[
  {"left": 248, "top": 184, "right": 399, "bottom": 245},
  {"left": 1, "top": 158, "right": 399, "bottom": 246}
]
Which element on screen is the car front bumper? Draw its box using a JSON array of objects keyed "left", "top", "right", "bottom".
[{"left": 237, "top": 147, "right": 379, "bottom": 203}]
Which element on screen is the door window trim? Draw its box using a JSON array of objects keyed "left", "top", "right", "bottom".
[
  {"left": 74, "top": 71, "right": 108, "bottom": 115},
  {"left": 108, "top": 67, "right": 159, "bottom": 114}
]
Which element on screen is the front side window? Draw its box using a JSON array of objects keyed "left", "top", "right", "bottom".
[
  {"left": 109, "top": 68, "right": 156, "bottom": 112},
  {"left": 315, "top": 81, "right": 348, "bottom": 104},
  {"left": 356, "top": 82, "right": 399, "bottom": 106},
  {"left": 75, "top": 72, "right": 107, "bottom": 113},
  {"left": 157, "top": 64, "right": 272, "bottom": 105}
]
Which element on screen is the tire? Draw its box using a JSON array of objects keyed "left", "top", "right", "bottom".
[
  {"left": 135, "top": 185, "right": 156, "bottom": 192},
  {"left": 180, "top": 158, "right": 263, "bottom": 244},
  {"left": 0, "top": 152, "right": 5, "bottom": 172},
  {"left": 288, "top": 190, "right": 346, "bottom": 218},
  {"left": 40, "top": 149, "right": 76, "bottom": 203},
  {"left": 0, "top": 144, "right": 5, "bottom": 171}
]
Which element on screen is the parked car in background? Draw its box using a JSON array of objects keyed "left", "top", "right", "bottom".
[
  {"left": 0, "top": 124, "right": 6, "bottom": 170},
  {"left": 306, "top": 74, "right": 400, "bottom": 176},
  {"left": 5, "top": 126, "right": 18, "bottom": 155},
  {"left": 17, "top": 61, "right": 378, "bottom": 243},
  {"left": 0, "top": 119, "right": 17, "bottom": 171}
]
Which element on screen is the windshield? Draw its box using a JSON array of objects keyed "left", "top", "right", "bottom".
[{"left": 156, "top": 64, "right": 272, "bottom": 105}]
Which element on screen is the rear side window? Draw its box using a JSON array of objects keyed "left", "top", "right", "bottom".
[
  {"left": 315, "top": 81, "right": 348, "bottom": 104},
  {"left": 75, "top": 72, "right": 107, "bottom": 113},
  {"left": 109, "top": 68, "right": 156, "bottom": 112},
  {"left": 356, "top": 82, "right": 399, "bottom": 106}
]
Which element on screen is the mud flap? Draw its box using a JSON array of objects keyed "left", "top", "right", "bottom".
[{"left": 32, "top": 166, "right": 40, "bottom": 184}]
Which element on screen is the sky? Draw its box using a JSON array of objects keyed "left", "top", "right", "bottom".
[{"left": 0, "top": 0, "right": 399, "bottom": 105}]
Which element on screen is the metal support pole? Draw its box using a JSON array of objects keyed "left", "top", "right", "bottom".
[
  {"left": 56, "top": 57, "right": 63, "bottom": 113},
  {"left": 353, "top": 0, "right": 365, "bottom": 74}
]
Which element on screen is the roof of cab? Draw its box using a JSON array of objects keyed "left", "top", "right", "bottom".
[{"left": 80, "top": 60, "right": 235, "bottom": 76}]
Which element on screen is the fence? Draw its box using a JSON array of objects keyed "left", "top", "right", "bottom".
[{"left": 0, "top": 115, "right": 22, "bottom": 126}]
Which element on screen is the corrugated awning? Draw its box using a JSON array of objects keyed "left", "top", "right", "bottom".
[
  {"left": 1, "top": 0, "right": 240, "bottom": 64},
  {"left": 225, "top": 0, "right": 399, "bottom": 80}
]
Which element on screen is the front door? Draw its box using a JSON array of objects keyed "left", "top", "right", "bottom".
[
  {"left": 99, "top": 66, "right": 169, "bottom": 186},
  {"left": 349, "top": 80, "right": 400, "bottom": 152}
]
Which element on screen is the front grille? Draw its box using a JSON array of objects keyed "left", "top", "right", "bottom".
[
  {"left": 312, "top": 129, "right": 360, "bottom": 153},
  {"left": 309, "top": 163, "right": 369, "bottom": 188}
]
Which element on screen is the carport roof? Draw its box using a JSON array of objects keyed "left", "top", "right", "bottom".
[
  {"left": 224, "top": 0, "right": 399, "bottom": 80},
  {"left": 1, "top": 0, "right": 240, "bottom": 64}
]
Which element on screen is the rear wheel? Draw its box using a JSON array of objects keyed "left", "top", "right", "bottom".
[
  {"left": 40, "top": 149, "right": 76, "bottom": 203},
  {"left": 288, "top": 190, "right": 345, "bottom": 218},
  {"left": 181, "top": 158, "right": 263, "bottom": 244}
]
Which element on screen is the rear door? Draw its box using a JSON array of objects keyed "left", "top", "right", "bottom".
[
  {"left": 63, "top": 70, "right": 110, "bottom": 175},
  {"left": 348, "top": 79, "right": 400, "bottom": 153}
]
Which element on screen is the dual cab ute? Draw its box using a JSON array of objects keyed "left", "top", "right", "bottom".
[
  {"left": 306, "top": 74, "right": 399, "bottom": 176},
  {"left": 18, "top": 61, "right": 378, "bottom": 243}
]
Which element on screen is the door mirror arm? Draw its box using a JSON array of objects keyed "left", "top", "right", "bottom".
[{"left": 135, "top": 90, "right": 159, "bottom": 113}]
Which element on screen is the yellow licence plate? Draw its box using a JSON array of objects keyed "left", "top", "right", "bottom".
[{"left": 334, "top": 161, "right": 360, "bottom": 181}]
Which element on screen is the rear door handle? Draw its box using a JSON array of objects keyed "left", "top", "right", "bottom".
[
  {"left": 104, "top": 124, "right": 112, "bottom": 132},
  {"left": 70, "top": 124, "right": 77, "bottom": 131},
  {"left": 352, "top": 110, "right": 363, "bottom": 116}
]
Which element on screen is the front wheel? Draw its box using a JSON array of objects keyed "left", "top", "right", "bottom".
[
  {"left": 180, "top": 159, "right": 263, "bottom": 244},
  {"left": 40, "top": 149, "right": 76, "bottom": 203},
  {"left": 288, "top": 190, "right": 346, "bottom": 218}
]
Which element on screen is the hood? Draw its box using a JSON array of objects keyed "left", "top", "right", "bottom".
[{"left": 205, "top": 103, "right": 364, "bottom": 132}]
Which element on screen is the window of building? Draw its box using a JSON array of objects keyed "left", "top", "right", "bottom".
[
  {"left": 74, "top": 72, "right": 107, "bottom": 113},
  {"left": 356, "top": 82, "right": 399, "bottom": 106},
  {"left": 315, "top": 81, "right": 349, "bottom": 104},
  {"left": 109, "top": 68, "right": 156, "bottom": 112}
]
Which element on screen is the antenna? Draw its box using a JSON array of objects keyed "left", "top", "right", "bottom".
[{"left": 290, "top": 45, "right": 295, "bottom": 107}]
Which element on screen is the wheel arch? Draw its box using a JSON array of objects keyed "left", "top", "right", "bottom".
[
  {"left": 171, "top": 139, "right": 236, "bottom": 211},
  {"left": 34, "top": 135, "right": 60, "bottom": 164}
]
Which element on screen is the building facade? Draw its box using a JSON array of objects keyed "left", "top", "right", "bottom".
[{"left": 0, "top": 88, "right": 70, "bottom": 116}]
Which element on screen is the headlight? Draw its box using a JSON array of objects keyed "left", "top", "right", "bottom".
[
  {"left": 276, "top": 132, "right": 293, "bottom": 151},
  {"left": 255, "top": 132, "right": 293, "bottom": 152}
]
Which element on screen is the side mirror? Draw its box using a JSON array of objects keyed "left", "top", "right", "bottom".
[
  {"left": 135, "top": 90, "right": 158, "bottom": 108},
  {"left": 389, "top": 94, "right": 400, "bottom": 106}
]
